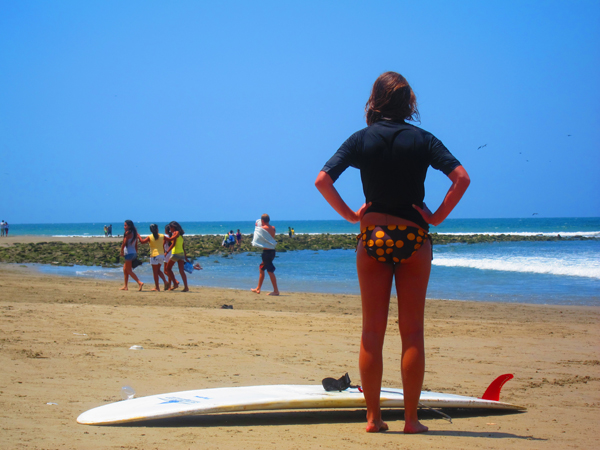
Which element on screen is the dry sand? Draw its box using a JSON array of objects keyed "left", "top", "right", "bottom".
[{"left": 1, "top": 256, "right": 599, "bottom": 449}]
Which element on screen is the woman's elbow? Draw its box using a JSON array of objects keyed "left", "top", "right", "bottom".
[
  {"left": 461, "top": 171, "right": 471, "bottom": 189},
  {"left": 452, "top": 166, "right": 471, "bottom": 190},
  {"left": 314, "top": 171, "right": 332, "bottom": 191}
]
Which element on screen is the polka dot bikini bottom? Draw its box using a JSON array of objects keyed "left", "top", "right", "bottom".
[{"left": 357, "top": 225, "right": 431, "bottom": 264}]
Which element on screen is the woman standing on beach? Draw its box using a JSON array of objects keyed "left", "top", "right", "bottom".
[
  {"left": 138, "top": 224, "right": 168, "bottom": 292},
  {"left": 315, "top": 72, "right": 470, "bottom": 433},
  {"left": 120, "top": 220, "right": 143, "bottom": 291},
  {"left": 163, "top": 224, "right": 178, "bottom": 290},
  {"left": 164, "top": 221, "right": 190, "bottom": 292}
]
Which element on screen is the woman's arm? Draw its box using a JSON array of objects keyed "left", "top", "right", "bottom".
[
  {"left": 314, "top": 171, "right": 370, "bottom": 224},
  {"left": 413, "top": 165, "right": 470, "bottom": 226},
  {"left": 163, "top": 232, "right": 177, "bottom": 242},
  {"left": 164, "top": 231, "right": 178, "bottom": 254},
  {"left": 120, "top": 232, "right": 129, "bottom": 256},
  {"left": 138, "top": 235, "right": 150, "bottom": 244}
]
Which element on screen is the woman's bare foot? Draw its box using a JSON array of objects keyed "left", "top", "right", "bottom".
[
  {"left": 119, "top": 286, "right": 128, "bottom": 291},
  {"left": 182, "top": 287, "right": 189, "bottom": 292},
  {"left": 138, "top": 282, "right": 144, "bottom": 291},
  {"left": 404, "top": 420, "right": 428, "bottom": 434},
  {"left": 366, "top": 420, "right": 389, "bottom": 433},
  {"left": 151, "top": 287, "right": 159, "bottom": 292},
  {"left": 268, "top": 291, "right": 280, "bottom": 296},
  {"left": 251, "top": 288, "right": 260, "bottom": 294}
]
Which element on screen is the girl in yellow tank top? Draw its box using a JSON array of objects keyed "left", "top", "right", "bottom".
[
  {"left": 138, "top": 224, "right": 168, "bottom": 291},
  {"left": 172, "top": 235, "right": 184, "bottom": 255},
  {"left": 163, "top": 221, "right": 190, "bottom": 292}
]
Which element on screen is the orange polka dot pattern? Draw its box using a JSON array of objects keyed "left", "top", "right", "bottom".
[{"left": 359, "top": 225, "right": 429, "bottom": 264}]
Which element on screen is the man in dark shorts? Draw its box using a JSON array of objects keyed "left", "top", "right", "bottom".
[{"left": 251, "top": 214, "right": 280, "bottom": 296}]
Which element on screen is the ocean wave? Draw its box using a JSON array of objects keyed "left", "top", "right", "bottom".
[
  {"left": 52, "top": 234, "right": 108, "bottom": 238},
  {"left": 437, "top": 231, "right": 600, "bottom": 238},
  {"left": 433, "top": 255, "right": 600, "bottom": 279},
  {"left": 75, "top": 268, "right": 120, "bottom": 277}
]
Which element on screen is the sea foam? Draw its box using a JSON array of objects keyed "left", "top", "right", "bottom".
[{"left": 433, "top": 255, "right": 600, "bottom": 279}]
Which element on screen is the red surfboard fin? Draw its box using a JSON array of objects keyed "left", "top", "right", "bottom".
[{"left": 481, "top": 374, "right": 514, "bottom": 401}]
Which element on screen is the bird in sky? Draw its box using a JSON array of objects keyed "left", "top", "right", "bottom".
[{"left": 477, "top": 144, "right": 487, "bottom": 150}]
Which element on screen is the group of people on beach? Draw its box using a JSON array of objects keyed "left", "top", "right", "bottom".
[
  {"left": 103, "top": 224, "right": 113, "bottom": 237},
  {"left": 119, "top": 220, "right": 201, "bottom": 293},
  {"left": 0, "top": 220, "right": 8, "bottom": 237},
  {"left": 119, "top": 217, "right": 280, "bottom": 297},
  {"left": 221, "top": 229, "right": 242, "bottom": 249}
]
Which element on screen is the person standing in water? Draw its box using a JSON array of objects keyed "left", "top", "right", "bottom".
[
  {"left": 316, "top": 72, "right": 470, "bottom": 433},
  {"left": 251, "top": 214, "right": 280, "bottom": 296},
  {"left": 138, "top": 224, "right": 168, "bottom": 291},
  {"left": 119, "top": 220, "right": 143, "bottom": 291}
]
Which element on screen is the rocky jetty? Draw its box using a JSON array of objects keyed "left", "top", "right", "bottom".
[{"left": 0, "top": 233, "right": 594, "bottom": 267}]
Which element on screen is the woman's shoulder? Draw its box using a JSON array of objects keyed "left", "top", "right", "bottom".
[
  {"left": 400, "top": 122, "right": 438, "bottom": 140},
  {"left": 338, "top": 126, "right": 369, "bottom": 151}
]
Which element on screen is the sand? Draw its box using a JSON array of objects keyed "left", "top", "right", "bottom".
[{"left": 1, "top": 251, "right": 599, "bottom": 449}]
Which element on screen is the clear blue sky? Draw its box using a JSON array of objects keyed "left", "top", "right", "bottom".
[{"left": 1, "top": 0, "right": 599, "bottom": 224}]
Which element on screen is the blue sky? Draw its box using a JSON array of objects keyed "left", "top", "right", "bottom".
[{"left": 1, "top": 0, "right": 599, "bottom": 224}]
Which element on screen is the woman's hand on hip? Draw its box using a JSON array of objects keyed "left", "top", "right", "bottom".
[
  {"left": 413, "top": 203, "right": 440, "bottom": 226},
  {"left": 353, "top": 202, "right": 372, "bottom": 223}
]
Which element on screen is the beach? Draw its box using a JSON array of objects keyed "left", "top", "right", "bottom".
[{"left": 1, "top": 253, "right": 599, "bottom": 449}]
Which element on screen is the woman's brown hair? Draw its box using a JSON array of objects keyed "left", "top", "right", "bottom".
[{"left": 365, "top": 72, "right": 419, "bottom": 126}]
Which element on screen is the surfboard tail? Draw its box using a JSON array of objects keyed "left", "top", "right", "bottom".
[{"left": 481, "top": 374, "right": 514, "bottom": 401}]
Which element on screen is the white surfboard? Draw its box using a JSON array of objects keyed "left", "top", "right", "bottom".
[{"left": 77, "top": 374, "right": 524, "bottom": 425}]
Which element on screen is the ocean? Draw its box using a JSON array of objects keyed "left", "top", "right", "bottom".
[
  {"left": 9, "top": 218, "right": 600, "bottom": 307},
  {"left": 7, "top": 217, "right": 600, "bottom": 237}
]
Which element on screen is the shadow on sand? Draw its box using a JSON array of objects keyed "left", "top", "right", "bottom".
[{"left": 103, "top": 408, "right": 542, "bottom": 441}]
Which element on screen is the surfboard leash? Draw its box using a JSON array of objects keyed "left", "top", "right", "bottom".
[{"left": 379, "top": 388, "right": 453, "bottom": 424}]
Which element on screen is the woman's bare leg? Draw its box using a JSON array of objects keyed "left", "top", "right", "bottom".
[
  {"left": 394, "top": 239, "right": 431, "bottom": 434},
  {"left": 165, "top": 260, "right": 176, "bottom": 289},
  {"left": 151, "top": 265, "right": 161, "bottom": 291},
  {"left": 121, "top": 260, "right": 143, "bottom": 291},
  {"left": 357, "top": 245, "right": 394, "bottom": 432},
  {"left": 177, "top": 260, "right": 189, "bottom": 291},
  {"left": 129, "top": 266, "right": 143, "bottom": 291},
  {"left": 120, "top": 261, "right": 129, "bottom": 290},
  {"left": 157, "top": 264, "right": 167, "bottom": 286}
]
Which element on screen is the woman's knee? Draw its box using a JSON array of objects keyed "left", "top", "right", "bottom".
[
  {"left": 361, "top": 329, "right": 386, "bottom": 351},
  {"left": 399, "top": 327, "right": 425, "bottom": 347}
]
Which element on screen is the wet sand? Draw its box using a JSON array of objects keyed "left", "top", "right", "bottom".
[{"left": 0, "top": 261, "right": 599, "bottom": 449}]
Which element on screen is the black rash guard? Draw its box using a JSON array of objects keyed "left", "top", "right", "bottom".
[{"left": 321, "top": 120, "right": 461, "bottom": 231}]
